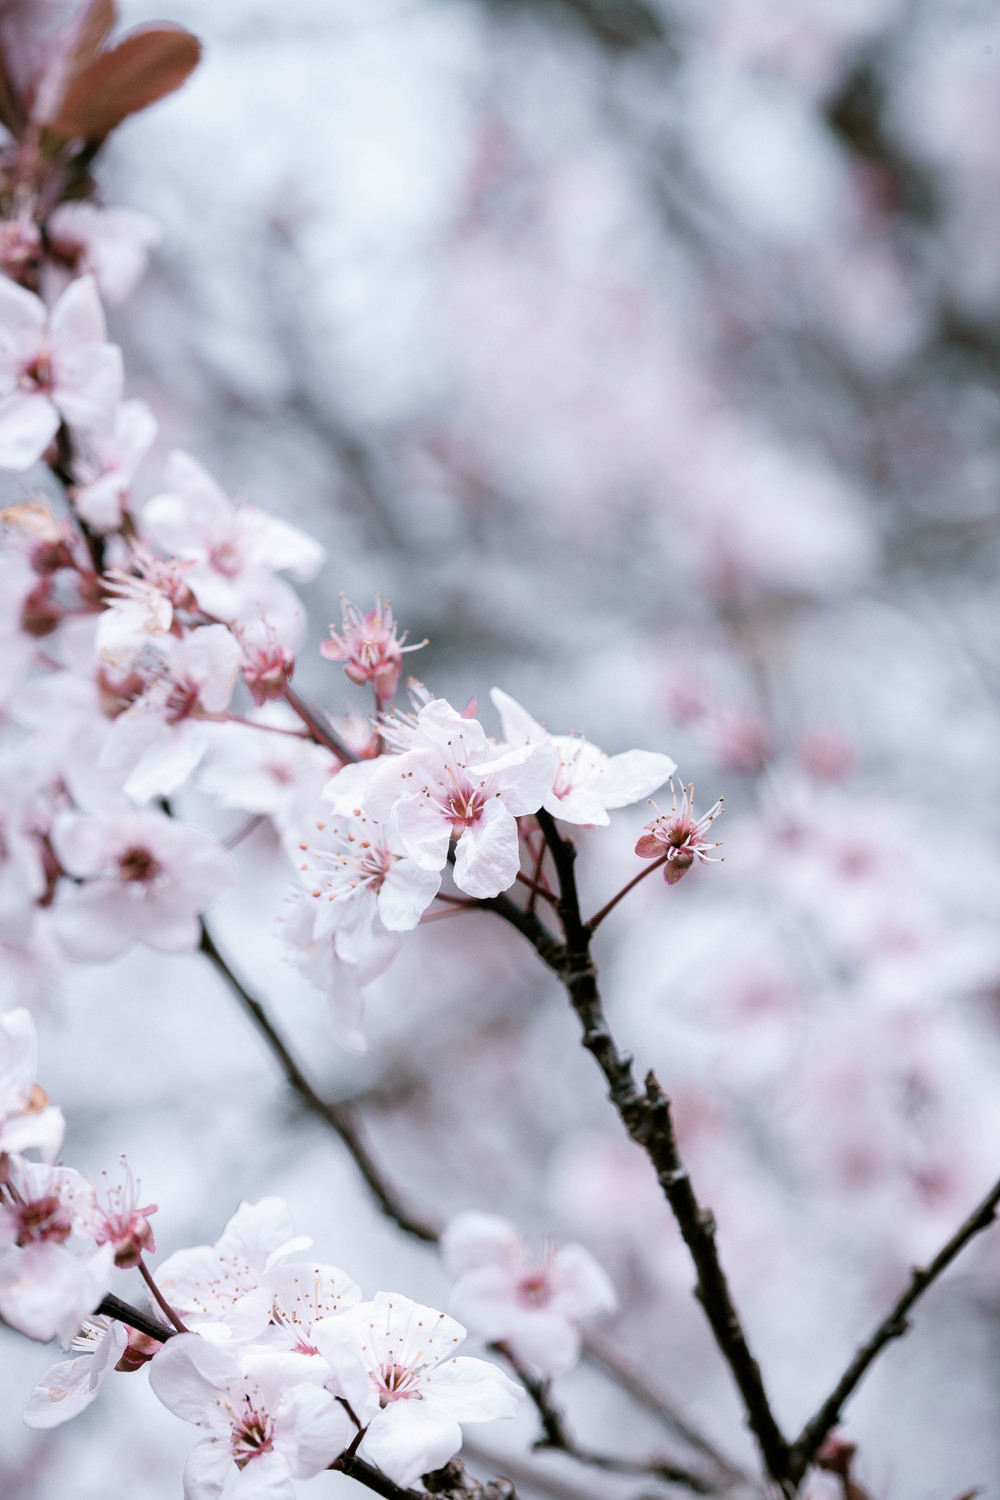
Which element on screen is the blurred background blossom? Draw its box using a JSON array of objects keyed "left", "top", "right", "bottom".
[{"left": 4, "top": 0, "right": 1000, "bottom": 1496}]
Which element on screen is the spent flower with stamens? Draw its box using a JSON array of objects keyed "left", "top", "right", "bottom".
[
  {"left": 89, "top": 1156, "right": 157, "bottom": 1268},
  {"left": 635, "top": 780, "right": 724, "bottom": 885},
  {"left": 320, "top": 595, "right": 426, "bottom": 704}
]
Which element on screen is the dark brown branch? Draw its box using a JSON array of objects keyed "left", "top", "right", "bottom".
[
  {"left": 493, "top": 1343, "right": 715, "bottom": 1494},
  {"left": 198, "top": 919, "right": 439, "bottom": 1243},
  {"left": 489, "top": 810, "right": 792, "bottom": 1486},
  {"left": 581, "top": 1338, "right": 750, "bottom": 1484},
  {"left": 788, "top": 1171, "right": 1000, "bottom": 1483},
  {"left": 96, "top": 1292, "right": 175, "bottom": 1344}
]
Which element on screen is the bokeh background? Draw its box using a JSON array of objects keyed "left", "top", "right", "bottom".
[{"left": 4, "top": 0, "right": 1000, "bottom": 1495}]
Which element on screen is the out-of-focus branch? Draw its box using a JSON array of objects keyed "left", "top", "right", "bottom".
[
  {"left": 283, "top": 683, "right": 360, "bottom": 763},
  {"left": 198, "top": 920, "right": 439, "bottom": 1243},
  {"left": 787, "top": 1171, "right": 1000, "bottom": 1484},
  {"left": 493, "top": 1343, "right": 717, "bottom": 1494},
  {"left": 485, "top": 809, "right": 792, "bottom": 1486},
  {"left": 581, "top": 1338, "right": 750, "bottom": 1485}
]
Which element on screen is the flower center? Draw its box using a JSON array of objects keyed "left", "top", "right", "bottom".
[
  {"left": 376, "top": 1362, "right": 423, "bottom": 1406},
  {"left": 11, "top": 1192, "right": 72, "bottom": 1245},
  {"left": 19, "top": 350, "right": 54, "bottom": 393},
  {"left": 209, "top": 537, "right": 243, "bottom": 578},
  {"left": 517, "top": 1272, "right": 553, "bottom": 1308},
  {"left": 118, "top": 846, "right": 161, "bottom": 883},
  {"left": 231, "top": 1406, "right": 275, "bottom": 1467},
  {"left": 445, "top": 784, "right": 486, "bottom": 832}
]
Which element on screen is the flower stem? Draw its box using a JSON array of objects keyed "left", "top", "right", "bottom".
[{"left": 137, "top": 1257, "right": 189, "bottom": 1334}]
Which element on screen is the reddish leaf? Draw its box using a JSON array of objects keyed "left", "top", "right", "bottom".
[
  {"left": 52, "top": 23, "right": 201, "bottom": 142},
  {"left": 68, "top": 0, "right": 119, "bottom": 79}
]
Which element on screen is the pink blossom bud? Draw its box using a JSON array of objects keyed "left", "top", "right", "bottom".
[
  {"left": 91, "top": 1158, "right": 158, "bottom": 1269},
  {"left": 20, "top": 578, "right": 62, "bottom": 636},
  {"left": 243, "top": 640, "right": 295, "bottom": 705},
  {"left": 115, "top": 1327, "right": 163, "bottom": 1372},
  {"left": 635, "top": 781, "right": 724, "bottom": 885}
]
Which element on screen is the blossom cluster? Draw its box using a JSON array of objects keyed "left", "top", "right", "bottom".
[{"left": 3, "top": 1006, "right": 622, "bottom": 1497}]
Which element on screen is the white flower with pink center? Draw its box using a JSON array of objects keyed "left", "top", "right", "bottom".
[
  {"left": 0, "top": 1158, "right": 114, "bottom": 1345},
  {"left": 49, "top": 805, "right": 234, "bottom": 962},
  {"left": 442, "top": 1212, "right": 617, "bottom": 1375},
  {"left": 97, "top": 623, "right": 242, "bottom": 801},
  {"left": 154, "top": 1198, "right": 317, "bottom": 1345},
  {"left": 197, "top": 707, "right": 334, "bottom": 827},
  {"left": 45, "top": 202, "right": 161, "bottom": 305},
  {"left": 312, "top": 1291, "right": 523, "bottom": 1488},
  {"left": 71, "top": 397, "right": 158, "bottom": 531},
  {"left": 0, "top": 1008, "right": 64, "bottom": 1163},
  {"left": 290, "top": 801, "right": 441, "bottom": 986},
  {"left": 363, "top": 698, "right": 558, "bottom": 899},
  {"left": 23, "top": 1314, "right": 128, "bottom": 1428},
  {"left": 149, "top": 1335, "right": 353, "bottom": 1500},
  {"left": 491, "top": 688, "right": 676, "bottom": 826},
  {"left": 0, "top": 274, "right": 122, "bottom": 470},
  {"left": 141, "top": 450, "right": 325, "bottom": 637}
]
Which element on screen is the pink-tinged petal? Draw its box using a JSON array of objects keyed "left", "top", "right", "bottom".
[
  {"left": 49, "top": 273, "right": 107, "bottom": 346},
  {"left": 265, "top": 1262, "right": 362, "bottom": 1334},
  {"left": 74, "top": 470, "right": 129, "bottom": 530},
  {"left": 635, "top": 833, "right": 662, "bottom": 858},
  {"left": 0, "top": 1104, "right": 66, "bottom": 1163},
  {"left": 0, "top": 1241, "right": 113, "bottom": 1345},
  {"left": 320, "top": 759, "right": 379, "bottom": 815},
  {"left": 219, "top": 1199, "right": 301, "bottom": 1275},
  {"left": 49, "top": 810, "right": 120, "bottom": 876},
  {"left": 24, "top": 1321, "right": 128, "bottom": 1428},
  {"left": 453, "top": 798, "right": 519, "bottom": 899},
  {"left": 55, "top": 343, "right": 123, "bottom": 431},
  {"left": 360, "top": 1399, "right": 464, "bottom": 1489},
  {"left": 487, "top": 741, "right": 559, "bottom": 817},
  {"left": 144, "top": 451, "right": 235, "bottom": 554},
  {"left": 601, "top": 750, "right": 677, "bottom": 809},
  {"left": 23, "top": 1352, "right": 101, "bottom": 1428},
  {"left": 442, "top": 1212, "right": 521, "bottom": 1275},
  {"left": 0, "top": 389, "right": 59, "bottom": 469},
  {"left": 148, "top": 1334, "right": 238, "bottom": 1424},
  {"left": 0, "top": 1007, "right": 38, "bottom": 1114},
  {"left": 50, "top": 881, "right": 136, "bottom": 962},
  {"left": 394, "top": 793, "right": 453, "bottom": 872},
  {"left": 230, "top": 1451, "right": 294, "bottom": 1500},
  {"left": 413, "top": 697, "right": 489, "bottom": 756},
  {"left": 363, "top": 752, "right": 424, "bottom": 823},
  {"left": 130, "top": 892, "right": 200, "bottom": 954},
  {"left": 240, "top": 510, "right": 326, "bottom": 581},
  {"left": 543, "top": 785, "right": 610, "bottom": 826},
  {"left": 309, "top": 1320, "right": 380, "bottom": 1425},
  {"left": 123, "top": 722, "right": 208, "bottom": 803},
  {"left": 424, "top": 1355, "right": 523, "bottom": 1423},
  {"left": 550, "top": 1243, "right": 617, "bottom": 1319},
  {"left": 504, "top": 1312, "right": 580, "bottom": 1375},
  {"left": 333, "top": 905, "right": 400, "bottom": 985},
  {"left": 0, "top": 276, "right": 46, "bottom": 349},
  {"left": 275, "top": 1382, "right": 353, "bottom": 1476},
  {"left": 489, "top": 687, "right": 546, "bottom": 747},
  {"left": 377, "top": 859, "right": 440, "bottom": 930},
  {"left": 181, "top": 1437, "right": 233, "bottom": 1500}
]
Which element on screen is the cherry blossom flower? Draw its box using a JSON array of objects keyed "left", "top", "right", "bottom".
[
  {"left": 149, "top": 1334, "right": 353, "bottom": 1500},
  {"left": 49, "top": 805, "right": 234, "bottom": 962},
  {"left": 45, "top": 203, "right": 161, "bottom": 305},
  {"left": 635, "top": 781, "right": 724, "bottom": 885},
  {"left": 0, "top": 1158, "right": 113, "bottom": 1344},
  {"left": 98, "top": 623, "right": 242, "bottom": 800},
  {"left": 491, "top": 688, "right": 676, "bottom": 825},
  {"left": 70, "top": 398, "right": 158, "bottom": 531},
  {"left": 241, "top": 635, "right": 296, "bottom": 706},
  {"left": 312, "top": 1292, "right": 523, "bottom": 1487},
  {"left": 197, "top": 708, "right": 334, "bottom": 827},
  {"left": 0, "top": 274, "right": 122, "bottom": 470},
  {"left": 442, "top": 1212, "right": 617, "bottom": 1375},
  {"left": 141, "top": 451, "right": 325, "bottom": 635},
  {"left": 289, "top": 802, "right": 441, "bottom": 987},
  {"left": 86, "top": 1157, "right": 157, "bottom": 1269},
  {"left": 95, "top": 557, "right": 191, "bottom": 669},
  {"left": 0, "top": 1008, "right": 64, "bottom": 1163},
  {"left": 23, "top": 1315, "right": 128, "bottom": 1428},
  {"left": 320, "top": 595, "right": 426, "bottom": 703},
  {"left": 363, "top": 698, "right": 558, "bottom": 899},
  {"left": 155, "top": 1199, "right": 315, "bottom": 1345}
]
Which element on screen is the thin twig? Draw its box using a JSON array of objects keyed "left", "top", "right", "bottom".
[
  {"left": 486, "top": 810, "right": 792, "bottom": 1486},
  {"left": 493, "top": 1343, "right": 716, "bottom": 1494},
  {"left": 137, "top": 1257, "right": 189, "bottom": 1333},
  {"left": 581, "top": 1338, "right": 750, "bottom": 1483},
  {"left": 585, "top": 853, "right": 670, "bottom": 933},
  {"left": 787, "top": 1171, "right": 1000, "bottom": 1483},
  {"left": 198, "top": 920, "right": 439, "bottom": 1243}
]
